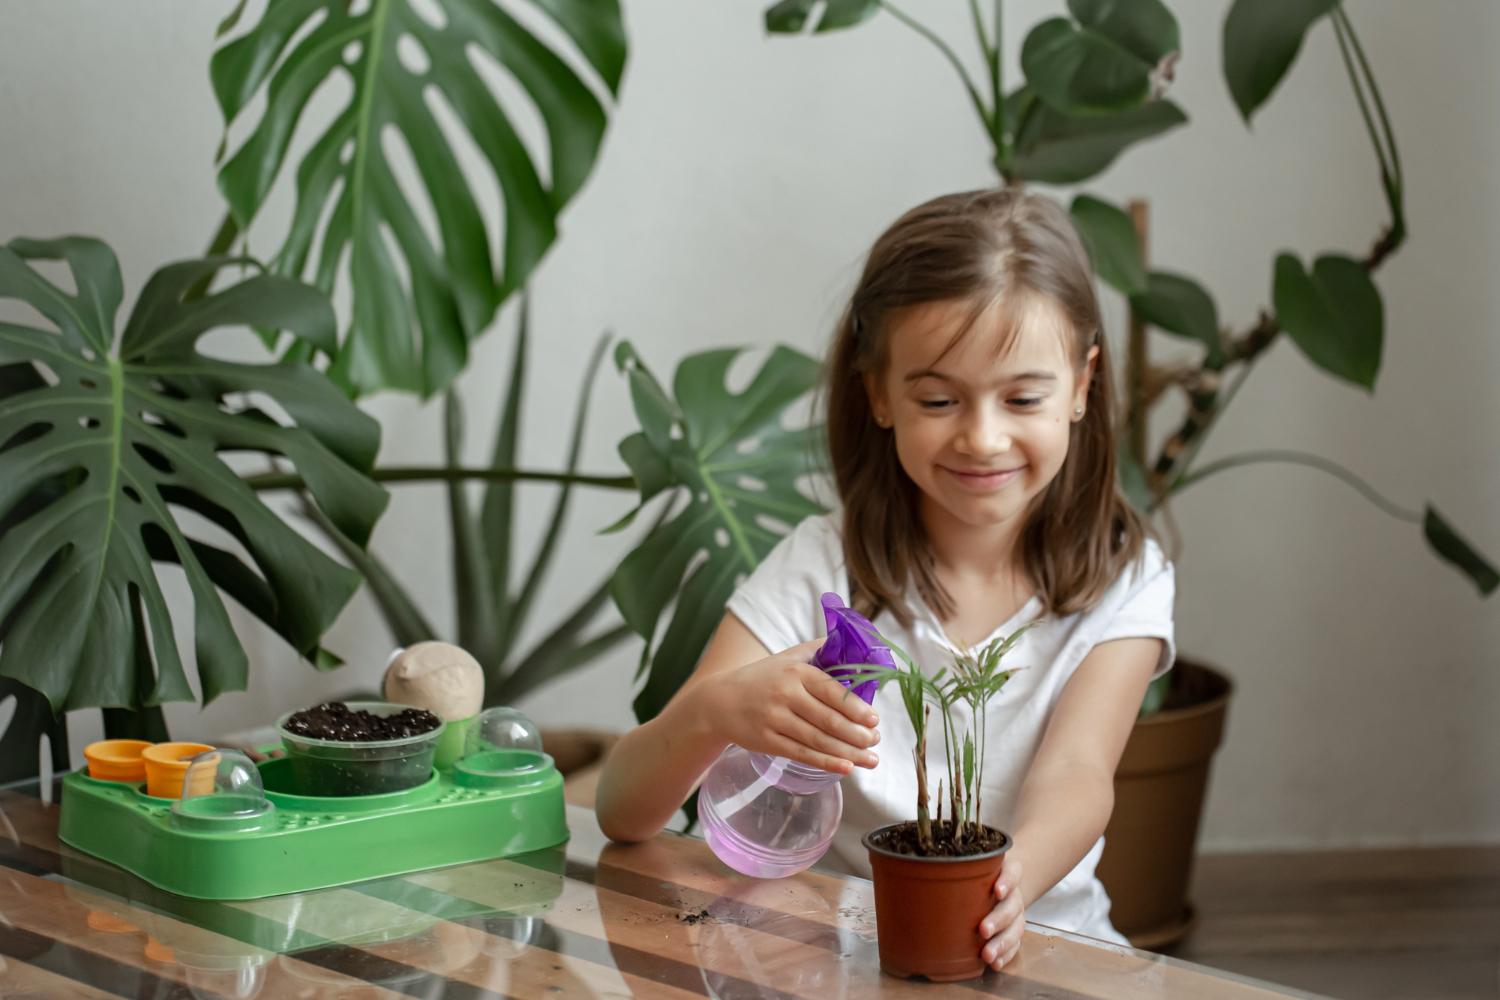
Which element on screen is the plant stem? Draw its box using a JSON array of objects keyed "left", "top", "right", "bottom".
[
  {"left": 1172, "top": 449, "right": 1423, "bottom": 523},
  {"left": 878, "top": 1, "right": 992, "bottom": 139},
  {"left": 246, "top": 466, "right": 637, "bottom": 492}
]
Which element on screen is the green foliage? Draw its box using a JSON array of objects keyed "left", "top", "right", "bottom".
[
  {"left": 0, "top": 237, "right": 387, "bottom": 715},
  {"left": 1069, "top": 195, "right": 1147, "bottom": 296},
  {"left": 1222, "top": 0, "right": 1341, "bottom": 122},
  {"left": 1130, "top": 272, "right": 1222, "bottom": 355},
  {"left": 611, "top": 343, "right": 824, "bottom": 726},
  {"left": 211, "top": 0, "right": 627, "bottom": 397},
  {"left": 874, "top": 627, "right": 1030, "bottom": 849},
  {"left": 1021, "top": 0, "right": 1179, "bottom": 116},
  {"left": 765, "top": 0, "right": 879, "bottom": 34},
  {"left": 1273, "top": 252, "right": 1383, "bottom": 390},
  {"left": 1423, "top": 508, "right": 1500, "bottom": 597},
  {"left": 306, "top": 315, "right": 634, "bottom": 707},
  {"left": 1008, "top": 94, "right": 1187, "bottom": 185}
]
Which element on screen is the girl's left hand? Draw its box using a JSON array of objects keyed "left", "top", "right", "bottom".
[{"left": 979, "top": 854, "right": 1025, "bottom": 972}]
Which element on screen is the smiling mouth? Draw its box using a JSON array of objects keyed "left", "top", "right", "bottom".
[{"left": 942, "top": 466, "right": 1024, "bottom": 490}]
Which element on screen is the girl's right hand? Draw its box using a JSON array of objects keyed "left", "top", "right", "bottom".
[{"left": 688, "top": 638, "right": 882, "bottom": 774}]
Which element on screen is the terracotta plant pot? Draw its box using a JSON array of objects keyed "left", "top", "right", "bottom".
[
  {"left": 1096, "top": 660, "right": 1232, "bottom": 948},
  {"left": 862, "top": 824, "right": 1012, "bottom": 982}
]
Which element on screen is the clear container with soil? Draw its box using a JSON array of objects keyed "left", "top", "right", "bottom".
[{"left": 277, "top": 701, "right": 445, "bottom": 797}]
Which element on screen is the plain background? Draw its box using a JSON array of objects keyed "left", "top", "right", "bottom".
[{"left": 0, "top": 0, "right": 1495, "bottom": 852}]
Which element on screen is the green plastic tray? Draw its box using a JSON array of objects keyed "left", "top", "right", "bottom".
[{"left": 59, "top": 753, "right": 568, "bottom": 900}]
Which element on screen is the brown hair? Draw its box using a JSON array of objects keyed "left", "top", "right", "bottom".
[{"left": 826, "top": 187, "right": 1148, "bottom": 627}]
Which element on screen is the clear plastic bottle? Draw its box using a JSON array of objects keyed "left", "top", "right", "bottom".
[
  {"left": 698, "top": 592, "right": 896, "bottom": 879},
  {"left": 698, "top": 745, "right": 844, "bottom": 878}
]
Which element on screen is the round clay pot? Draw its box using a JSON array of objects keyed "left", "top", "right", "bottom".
[
  {"left": 862, "top": 824, "right": 1012, "bottom": 982},
  {"left": 1096, "top": 659, "right": 1232, "bottom": 947}
]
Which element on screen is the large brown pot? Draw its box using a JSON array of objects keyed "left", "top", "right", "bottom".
[
  {"left": 1096, "top": 660, "right": 1232, "bottom": 948},
  {"left": 862, "top": 825, "right": 1012, "bottom": 982}
]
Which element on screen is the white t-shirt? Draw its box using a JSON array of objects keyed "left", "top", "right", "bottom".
[{"left": 724, "top": 512, "right": 1176, "bottom": 943}]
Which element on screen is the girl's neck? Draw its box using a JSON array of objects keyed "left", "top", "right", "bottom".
[{"left": 919, "top": 497, "right": 1032, "bottom": 641}]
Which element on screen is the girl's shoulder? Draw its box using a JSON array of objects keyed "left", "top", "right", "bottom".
[
  {"left": 1065, "top": 537, "right": 1176, "bottom": 675},
  {"left": 726, "top": 511, "right": 847, "bottom": 652}
]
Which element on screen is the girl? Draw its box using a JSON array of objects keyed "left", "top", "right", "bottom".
[{"left": 595, "top": 188, "right": 1174, "bottom": 968}]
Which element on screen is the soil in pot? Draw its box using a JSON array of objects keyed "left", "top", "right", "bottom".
[
  {"left": 279, "top": 702, "right": 444, "bottom": 797},
  {"left": 864, "top": 821, "right": 1011, "bottom": 982}
]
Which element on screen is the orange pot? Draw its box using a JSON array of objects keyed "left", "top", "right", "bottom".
[
  {"left": 83, "top": 740, "right": 152, "bottom": 782},
  {"left": 142, "top": 743, "right": 216, "bottom": 799},
  {"left": 863, "top": 825, "right": 1011, "bottom": 982}
]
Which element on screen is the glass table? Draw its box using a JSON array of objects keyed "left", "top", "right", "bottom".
[{"left": 0, "top": 779, "right": 1327, "bottom": 998}]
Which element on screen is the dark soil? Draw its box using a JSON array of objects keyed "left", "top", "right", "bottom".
[
  {"left": 869, "top": 820, "right": 1008, "bottom": 858},
  {"left": 284, "top": 702, "right": 439, "bottom": 742},
  {"left": 676, "top": 909, "right": 713, "bottom": 925}
]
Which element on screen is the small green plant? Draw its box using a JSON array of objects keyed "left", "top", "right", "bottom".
[{"left": 873, "top": 626, "right": 1032, "bottom": 854}]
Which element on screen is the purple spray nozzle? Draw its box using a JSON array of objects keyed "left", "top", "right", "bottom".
[{"left": 810, "top": 592, "right": 897, "bottom": 704}]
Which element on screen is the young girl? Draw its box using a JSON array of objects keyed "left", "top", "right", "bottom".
[{"left": 595, "top": 188, "right": 1174, "bottom": 968}]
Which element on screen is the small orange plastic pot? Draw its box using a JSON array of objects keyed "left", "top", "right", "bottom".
[
  {"left": 83, "top": 740, "right": 152, "bottom": 782},
  {"left": 864, "top": 824, "right": 1012, "bottom": 982},
  {"left": 142, "top": 743, "right": 216, "bottom": 799}
]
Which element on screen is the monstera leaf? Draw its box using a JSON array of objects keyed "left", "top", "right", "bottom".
[
  {"left": 610, "top": 343, "right": 824, "bottom": 724},
  {"left": 1007, "top": 87, "right": 1187, "bottom": 185},
  {"left": 212, "top": 0, "right": 627, "bottom": 397},
  {"left": 0, "top": 237, "right": 388, "bottom": 713}
]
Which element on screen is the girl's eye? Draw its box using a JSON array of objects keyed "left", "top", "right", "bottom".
[
  {"left": 1008, "top": 396, "right": 1044, "bottom": 409},
  {"left": 918, "top": 399, "right": 955, "bottom": 410}
]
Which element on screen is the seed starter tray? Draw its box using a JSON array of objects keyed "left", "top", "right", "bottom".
[{"left": 59, "top": 755, "right": 568, "bottom": 900}]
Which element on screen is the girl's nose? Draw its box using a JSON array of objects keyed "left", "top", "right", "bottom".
[{"left": 957, "top": 406, "right": 1012, "bottom": 457}]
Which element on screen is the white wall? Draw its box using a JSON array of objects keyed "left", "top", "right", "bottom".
[{"left": 0, "top": 1, "right": 1495, "bottom": 851}]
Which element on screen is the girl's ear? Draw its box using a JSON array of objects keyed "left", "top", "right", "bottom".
[
  {"left": 863, "top": 370, "right": 890, "bottom": 426},
  {"left": 1073, "top": 344, "right": 1100, "bottom": 412}
]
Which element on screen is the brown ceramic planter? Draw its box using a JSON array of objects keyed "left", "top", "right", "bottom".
[
  {"left": 862, "top": 825, "right": 1012, "bottom": 982},
  {"left": 1096, "top": 659, "right": 1232, "bottom": 948}
]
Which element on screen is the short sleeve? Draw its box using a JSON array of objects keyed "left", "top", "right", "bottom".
[
  {"left": 725, "top": 513, "right": 844, "bottom": 655},
  {"left": 1093, "top": 540, "right": 1177, "bottom": 678}
]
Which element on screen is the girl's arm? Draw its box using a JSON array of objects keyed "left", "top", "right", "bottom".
[
  {"left": 979, "top": 637, "right": 1161, "bottom": 970},
  {"left": 594, "top": 612, "right": 882, "bottom": 844}
]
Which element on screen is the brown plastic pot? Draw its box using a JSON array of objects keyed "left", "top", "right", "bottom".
[
  {"left": 1096, "top": 659, "right": 1232, "bottom": 948},
  {"left": 862, "top": 824, "right": 1012, "bottom": 982}
]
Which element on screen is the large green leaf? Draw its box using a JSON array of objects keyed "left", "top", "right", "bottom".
[
  {"left": 765, "top": 0, "right": 880, "bottom": 34},
  {"left": 610, "top": 343, "right": 824, "bottom": 724},
  {"left": 1130, "top": 271, "right": 1221, "bottom": 353},
  {"left": 1021, "top": 0, "right": 1179, "bottom": 116},
  {"left": 1223, "top": 0, "right": 1339, "bottom": 123},
  {"left": 1273, "top": 252, "right": 1383, "bottom": 389},
  {"left": 1070, "top": 194, "right": 1147, "bottom": 296},
  {"left": 1007, "top": 88, "right": 1187, "bottom": 185},
  {"left": 0, "top": 237, "right": 387, "bottom": 712},
  {"left": 212, "top": 0, "right": 627, "bottom": 397}
]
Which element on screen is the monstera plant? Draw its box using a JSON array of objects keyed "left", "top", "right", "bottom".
[
  {"left": 0, "top": 238, "right": 386, "bottom": 782},
  {"left": 211, "top": 0, "right": 646, "bottom": 708},
  {"left": 0, "top": 0, "right": 647, "bottom": 778}
]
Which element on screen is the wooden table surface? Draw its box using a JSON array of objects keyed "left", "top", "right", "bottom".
[{"left": 0, "top": 780, "right": 1326, "bottom": 999}]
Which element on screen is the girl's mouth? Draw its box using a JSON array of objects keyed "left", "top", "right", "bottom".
[{"left": 941, "top": 466, "right": 1024, "bottom": 491}]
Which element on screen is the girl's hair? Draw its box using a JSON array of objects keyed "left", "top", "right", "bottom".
[{"left": 826, "top": 187, "right": 1148, "bottom": 627}]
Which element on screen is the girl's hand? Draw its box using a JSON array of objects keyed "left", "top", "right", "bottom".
[
  {"left": 688, "top": 638, "right": 881, "bottom": 774},
  {"left": 980, "top": 854, "right": 1025, "bottom": 972}
]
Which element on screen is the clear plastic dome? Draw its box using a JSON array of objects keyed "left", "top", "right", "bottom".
[
  {"left": 172, "top": 750, "right": 276, "bottom": 832},
  {"left": 454, "top": 707, "right": 549, "bottom": 787},
  {"left": 698, "top": 745, "right": 844, "bottom": 878},
  {"left": 464, "top": 706, "right": 543, "bottom": 756}
]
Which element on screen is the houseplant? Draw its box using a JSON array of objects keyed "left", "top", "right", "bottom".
[
  {"left": 0, "top": 0, "right": 830, "bottom": 788},
  {"left": 741, "top": 0, "right": 1499, "bottom": 945},
  {"left": 861, "top": 628, "right": 1030, "bottom": 982}
]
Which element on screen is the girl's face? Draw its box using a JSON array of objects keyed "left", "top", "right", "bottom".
[{"left": 865, "top": 295, "right": 1097, "bottom": 536}]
